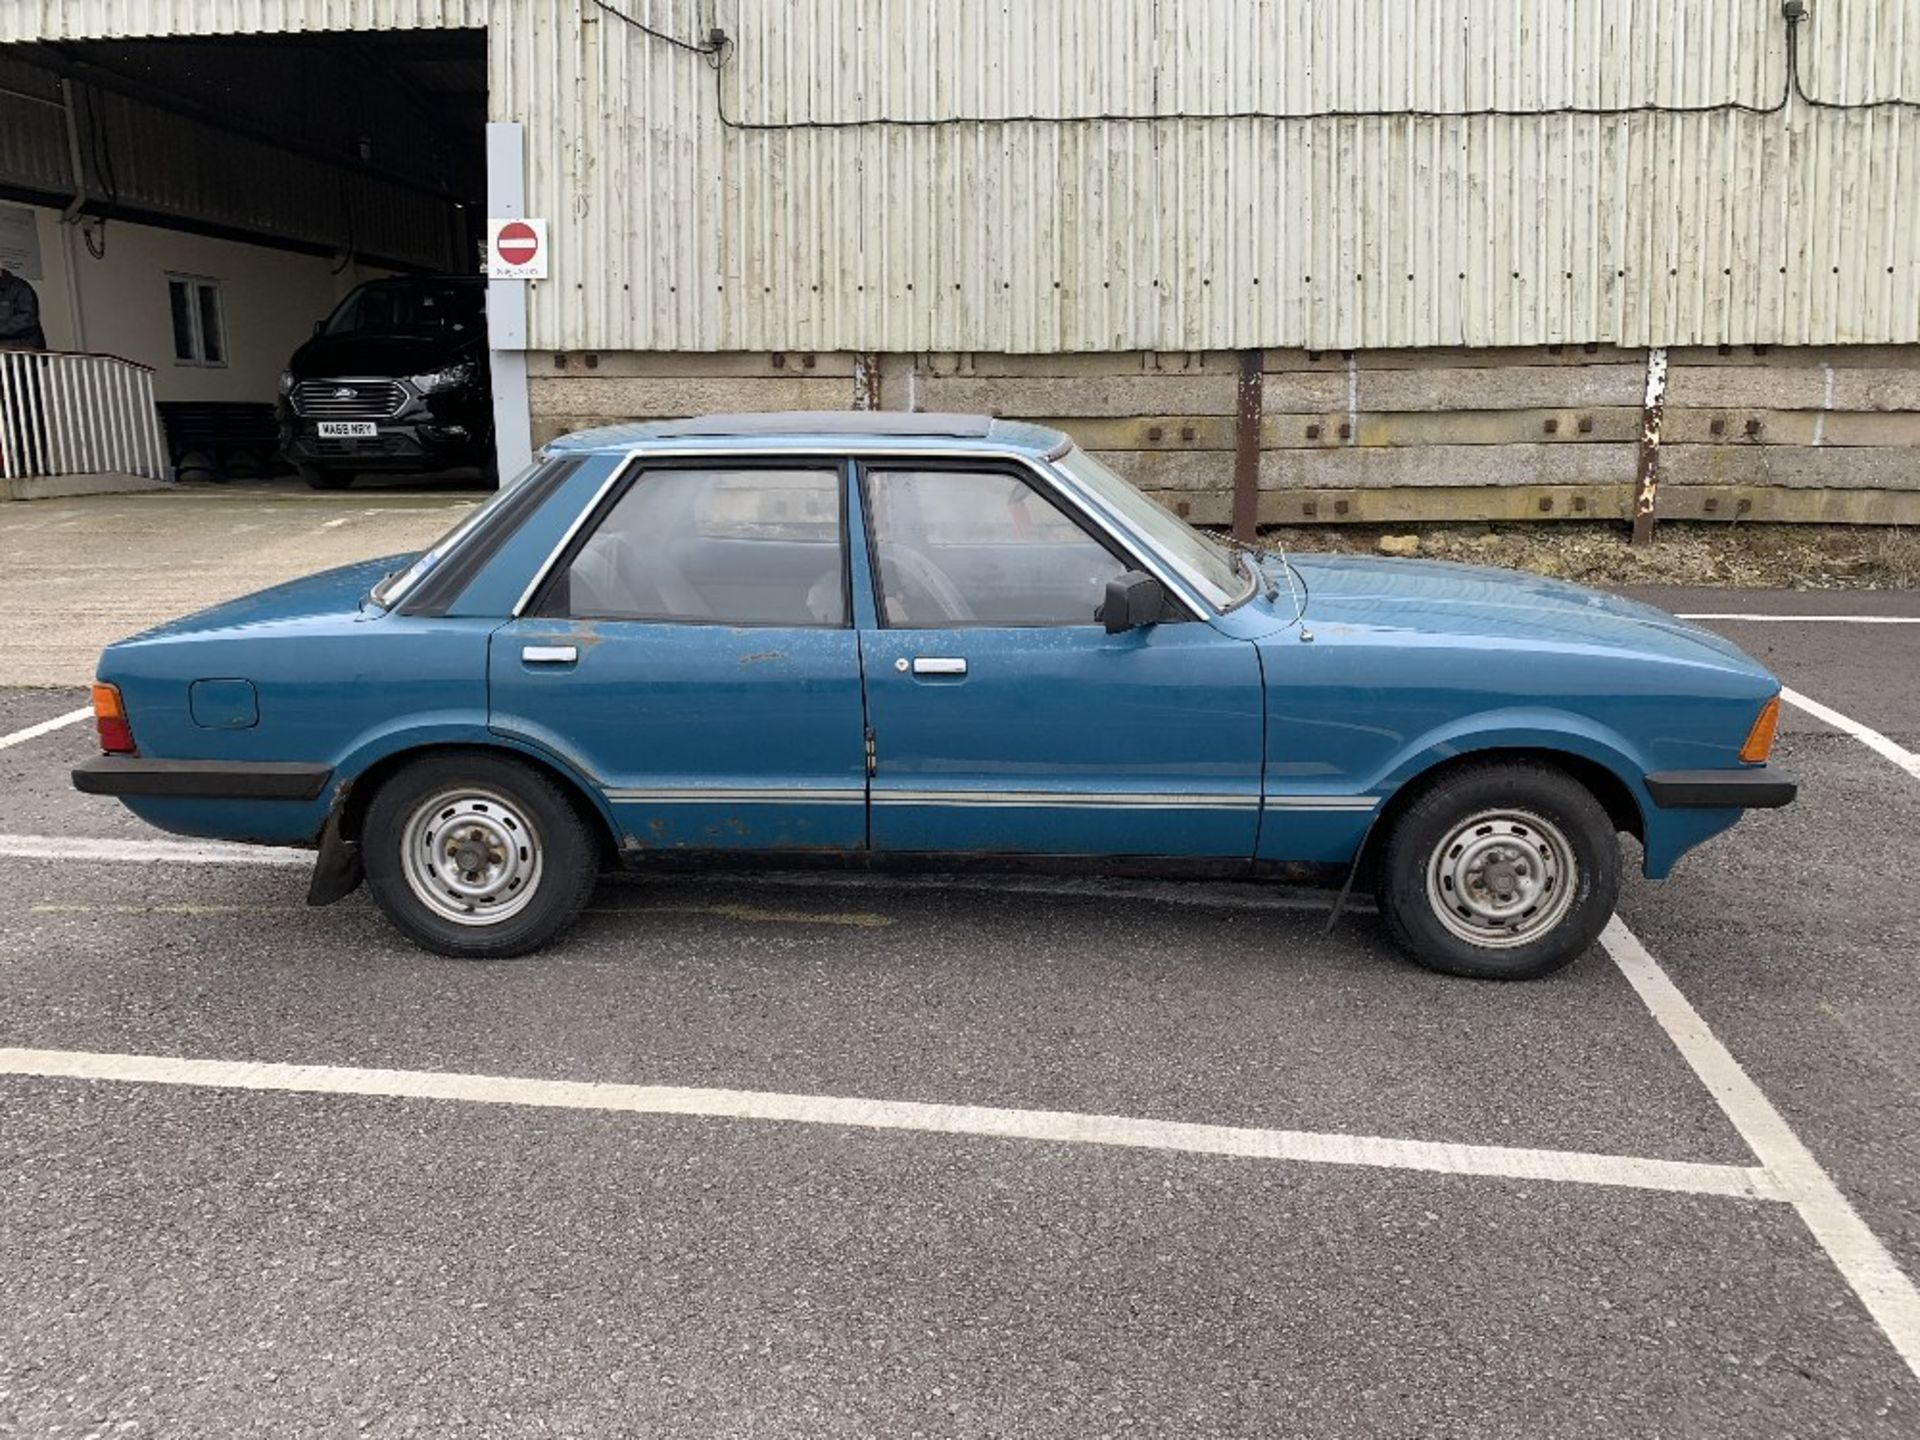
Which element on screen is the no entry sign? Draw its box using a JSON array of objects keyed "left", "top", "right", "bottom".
[{"left": 486, "top": 217, "right": 548, "bottom": 279}]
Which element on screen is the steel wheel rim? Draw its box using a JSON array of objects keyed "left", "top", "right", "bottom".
[
  {"left": 400, "top": 788, "right": 543, "bottom": 927},
  {"left": 1425, "top": 807, "right": 1578, "bottom": 950}
]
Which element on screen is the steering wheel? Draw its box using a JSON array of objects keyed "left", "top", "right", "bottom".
[{"left": 878, "top": 543, "right": 974, "bottom": 624}]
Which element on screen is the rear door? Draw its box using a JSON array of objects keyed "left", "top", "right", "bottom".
[
  {"left": 855, "top": 461, "right": 1265, "bottom": 858},
  {"left": 490, "top": 459, "right": 868, "bottom": 851}
]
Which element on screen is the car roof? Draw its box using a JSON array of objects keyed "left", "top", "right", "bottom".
[{"left": 545, "top": 411, "right": 1072, "bottom": 458}]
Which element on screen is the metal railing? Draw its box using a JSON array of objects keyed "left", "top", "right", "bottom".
[{"left": 0, "top": 348, "right": 170, "bottom": 484}]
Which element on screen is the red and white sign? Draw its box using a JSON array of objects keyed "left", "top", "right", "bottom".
[{"left": 486, "top": 217, "right": 548, "bottom": 279}]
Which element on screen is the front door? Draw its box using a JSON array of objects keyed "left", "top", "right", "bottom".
[
  {"left": 855, "top": 463, "right": 1265, "bottom": 858},
  {"left": 490, "top": 460, "right": 867, "bottom": 851}
]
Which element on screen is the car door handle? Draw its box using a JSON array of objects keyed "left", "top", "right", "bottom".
[
  {"left": 522, "top": 644, "right": 578, "bottom": 665},
  {"left": 910, "top": 657, "right": 967, "bottom": 675}
]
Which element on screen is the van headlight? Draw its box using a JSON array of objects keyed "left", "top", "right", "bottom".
[{"left": 409, "top": 363, "right": 475, "bottom": 394}]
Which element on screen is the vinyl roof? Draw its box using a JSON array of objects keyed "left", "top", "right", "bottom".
[
  {"left": 647, "top": 411, "right": 995, "bottom": 439},
  {"left": 547, "top": 412, "right": 1070, "bottom": 456}
]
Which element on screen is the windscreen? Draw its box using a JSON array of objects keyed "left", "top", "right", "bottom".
[
  {"left": 1050, "top": 446, "right": 1250, "bottom": 609},
  {"left": 324, "top": 279, "right": 485, "bottom": 338}
]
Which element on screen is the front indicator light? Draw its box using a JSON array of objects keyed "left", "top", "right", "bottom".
[
  {"left": 91, "top": 681, "right": 136, "bottom": 755},
  {"left": 1740, "top": 694, "right": 1781, "bottom": 764}
]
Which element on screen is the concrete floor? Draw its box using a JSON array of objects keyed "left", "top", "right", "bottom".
[{"left": 0, "top": 484, "right": 482, "bottom": 687}]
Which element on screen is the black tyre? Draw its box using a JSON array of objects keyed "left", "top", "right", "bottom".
[
  {"left": 299, "top": 464, "right": 353, "bottom": 491},
  {"left": 1373, "top": 760, "right": 1620, "bottom": 980},
  {"left": 362, "top": 752, "right": 600, "bottom": 958}
]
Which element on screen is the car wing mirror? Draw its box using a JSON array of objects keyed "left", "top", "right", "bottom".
[
  {"left": 1104, "top": 571, "right": 1165, "bottom": 634},
  {"left": 312, "top": 320, "right": 325, "bottom": 336}
]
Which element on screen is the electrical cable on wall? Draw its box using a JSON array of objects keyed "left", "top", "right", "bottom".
[
  {"left": 589, "top": 0, "right": 1917, "bottom": 130},
  {"left": 77, "top": 80, "right": 117, "bottom": 258}
]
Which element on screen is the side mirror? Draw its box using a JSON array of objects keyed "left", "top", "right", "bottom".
[
  {"left": 1104, "top": 571, "right": 1165, "bottom": 634},
  {"left": 312, "top": 320, "right": 325, "bottom": 336}
]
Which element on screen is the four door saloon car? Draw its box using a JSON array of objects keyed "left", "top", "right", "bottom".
[{"left": 73, "top": 413, "right": 1795, "bottom": 980}]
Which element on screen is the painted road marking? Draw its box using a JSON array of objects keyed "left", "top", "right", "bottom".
[
  {"left": 1677, "top": 613, "right": 1920, "bottom": 624},
  {"left": 0, "top": 834, "right": 1349, "bottom": 913},
  {"left": 1779, "top": 687, "right": 1920, "bottom": 780},
  {"left": 0, "top": 707, "right": 91, "bottom": 752},
  {"left": 1604, "top": 917, "right": 1920, "bottom": 1382},
  {"left": 0, "top": 834, "right": 308, "bottom": 867},
  {"left": 26, "top": 899, "right": 893, "bottom": 928},
  {"left": 0, "top": 1044, "right": 1780, "bottom": 1202}
]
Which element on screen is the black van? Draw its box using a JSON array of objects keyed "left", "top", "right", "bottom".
[{"left": 278, "top": 275, "right": 493, "bottom": 490}]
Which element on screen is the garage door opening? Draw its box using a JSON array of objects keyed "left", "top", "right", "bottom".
[{"left": 0, "top": 27, "right": 489, "bottom": 495}]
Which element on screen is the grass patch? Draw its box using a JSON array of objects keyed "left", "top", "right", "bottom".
[{"left": 1261, "top": 522, "right": 1920, "bottom": 590}]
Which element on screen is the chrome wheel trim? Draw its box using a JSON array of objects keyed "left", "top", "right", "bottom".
[
  {"left": 1425, "top": 807, "right": 1578, "bottom": 950},
  {"left": 399, "top": 788, "right": 544, "bottom": 927}
]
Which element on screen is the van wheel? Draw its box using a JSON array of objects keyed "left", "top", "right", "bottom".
[
  {"left": 299, "top": 465, "right": 352, "bottom": 491},
  {"left": 1374, "top": 761, "right": 1620, "bottom": 980},
  {"left": 362, "top": 753, "right": 598, "bottom": 958}
]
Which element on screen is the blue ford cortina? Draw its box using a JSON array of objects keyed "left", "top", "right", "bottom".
[{"left": 72, "top": 412, "right": 1794, "bottom": 980}]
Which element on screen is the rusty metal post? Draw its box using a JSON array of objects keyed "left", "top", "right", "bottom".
[
  {"left": 1232, "top": 349, "right": 1264, "bottom": 543},
  {"left": 1631, "top": 346, "right": 1668, "bottom": 546},
  {"left": 852, "top": 352, "right": 881, "bottom": 411}
]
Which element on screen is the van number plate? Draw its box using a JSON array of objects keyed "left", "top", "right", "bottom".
[{"left": 317, "top": 421, "right": 378, "bottom": 438}]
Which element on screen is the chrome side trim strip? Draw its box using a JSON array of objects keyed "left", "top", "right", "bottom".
[
  {"left": 602, "top": 785, "right": 1377, "bottom": 813},
  {"left": 605, "top": 787, "right": 865, "bottom": 804},
  {"left": 872, "top": 790, "right": 1258, "bottom": 809},
  {"left": 1263, "top": 795, "right": 1380, "bottom": 811}
]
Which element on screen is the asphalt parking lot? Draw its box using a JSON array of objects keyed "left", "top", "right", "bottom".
[{"left": 1, "top": 585, "right": 1917, "bottom": 1437}]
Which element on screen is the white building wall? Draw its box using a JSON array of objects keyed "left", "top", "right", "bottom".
[{"left": 19, "top": 203, "right": 384, "bottom": 403}]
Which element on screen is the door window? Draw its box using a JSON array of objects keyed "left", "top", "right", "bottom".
[
  {"left": 865, "top": 468, "right": 1130, "bottom": 627},
  {"left": 551, "top": 467, "right": 845, "bottom": 626}
]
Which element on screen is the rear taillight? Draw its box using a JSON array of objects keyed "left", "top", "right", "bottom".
[{"left": 91, "top": 681, "right": 136, "bottom": 754}]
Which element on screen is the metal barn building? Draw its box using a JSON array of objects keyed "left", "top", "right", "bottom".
[{"left": 3, "top": 0, "right": 1919, "bottom": 527}]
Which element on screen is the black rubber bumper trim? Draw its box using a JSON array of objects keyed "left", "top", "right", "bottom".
[
  {"left": 1644, "top": 766, "right": 1797, "bottom": 809},
  {"left": 72, "top": 757, "right": 332, "bottom": 801}
]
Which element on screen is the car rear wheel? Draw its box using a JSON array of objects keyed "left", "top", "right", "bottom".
[
  {"left": 1374, "top": 761, "right": 1620, "bottom": 980},
  {"left": 298, "top": 464, "right": 353, "bottom": 491},
  {"left": 363, "top": 753, "right": 599, "bottom": 958}
]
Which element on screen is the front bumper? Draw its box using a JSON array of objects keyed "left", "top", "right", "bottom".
[
  {"left": 280, "top": 421, "right": 488, "bottom": 472},
  {"left": 1644, "top": 766, "right": 1797, "bottom": 810},
  {"left": 73, "top": 756, "right": 332, "bottom": 801}
]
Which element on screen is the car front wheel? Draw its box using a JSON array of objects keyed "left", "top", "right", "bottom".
[
  {"left": 1374, "top": 761, "right": 1620, "bottom": 980},
  {"left": 362, "top": 753, "right": 599, "bottom": 958}
]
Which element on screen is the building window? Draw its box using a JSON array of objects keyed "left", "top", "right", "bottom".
[{"left": 167, "top": 275, "right": 226, "bottom": 366}]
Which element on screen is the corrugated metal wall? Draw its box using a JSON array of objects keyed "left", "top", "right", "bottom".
[
  {"left": 10, "top": 0, "right": 1920, "bottom": 354},
  {"left": 0, "top": 0, "right": 486, "bottom": 43},
  {"left": 513, "top": 0, "right": 1920, "bottom": 354}
]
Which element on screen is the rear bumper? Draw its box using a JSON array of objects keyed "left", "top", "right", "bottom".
[
  {"left": 1644, "top": 766, "right": 1797, "bottom": 810},
  {"left": 73, "top": 757, "right": 332, "bottom": 802}
]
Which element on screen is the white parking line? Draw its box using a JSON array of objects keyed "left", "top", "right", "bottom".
[
  {"left": 1603, "top": 917, "right": 1920, "bottom": 1381},
  {"left": 1677, "top": 613, "right": 1920, "bottom": 624},
  {"left": 0, "top": 707, "right": 91, "bottom": 751},
  {"left": 0, "top": 833, "right": 308, "bottom": 867},
  {"left": 1779, "top": 687, "right": 1920, "bottom": 780},
  {"left": 0, "top": 1044, "right": 1780, "bottom": 1202}
]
